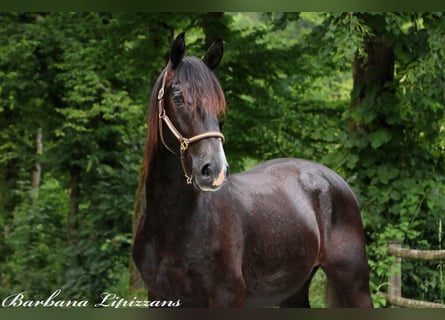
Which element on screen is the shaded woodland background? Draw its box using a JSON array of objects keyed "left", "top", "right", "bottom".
[{"left": 0, "top": 12, "right": 444, "bottom": 307}]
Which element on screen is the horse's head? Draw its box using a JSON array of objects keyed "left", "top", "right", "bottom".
[{"left": 157, "top": 33, "right": 228, "bottom": 192}]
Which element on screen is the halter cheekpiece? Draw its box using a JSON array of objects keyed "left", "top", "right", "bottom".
[{"left": 157, "top": 70, "right": 225, "bottom": 184}]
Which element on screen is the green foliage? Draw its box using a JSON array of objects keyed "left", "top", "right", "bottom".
[
  {"left": 2, "top": 174, "right": 68, "bottom": 298},
  {"left": 322, "top": 12, "right": 373, "bottom": 62},
  {"left": 333, "top": 12, "right": 445, "bottom": 306},
  {"left": 0, "top": 12, "right": 148, "bottom": 302},
  {"left": 308, "top": 269, "right": 327, "bottom": 308}
]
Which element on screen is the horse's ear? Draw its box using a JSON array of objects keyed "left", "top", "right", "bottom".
[
  {"left": 170, "top": 32, "right": 185, "bottom": 69},
  {"left": 203, "top": 38, "right": 224, "bottom": 70}
]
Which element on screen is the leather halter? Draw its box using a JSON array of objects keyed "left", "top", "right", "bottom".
[{"left": 157, "top": 70, "right": 225, "bottom": 184}]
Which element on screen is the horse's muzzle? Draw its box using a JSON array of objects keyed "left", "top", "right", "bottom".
[{"left": 194, "top": 162, "right": 228, "bottom": 192}]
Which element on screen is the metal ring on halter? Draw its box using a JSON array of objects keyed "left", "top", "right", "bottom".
[{"left": 180, "top": 139, "right": 190, "bottom": 151}]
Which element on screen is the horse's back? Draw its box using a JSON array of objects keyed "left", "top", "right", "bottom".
[{"left": 232, "top": 157, "right": 361, "bottom": 224}]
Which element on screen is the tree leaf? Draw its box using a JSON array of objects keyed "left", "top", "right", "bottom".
[{"left": 369, "top": 129, "right": 392, "bottom": 148}]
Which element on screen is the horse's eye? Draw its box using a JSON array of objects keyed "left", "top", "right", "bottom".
[{"left": 172, "top": 90, "right": 185, "bottom": 108}]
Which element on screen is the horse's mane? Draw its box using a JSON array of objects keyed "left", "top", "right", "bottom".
[{"left": 143, "top": 56, "right": 226, "bottom": 178}]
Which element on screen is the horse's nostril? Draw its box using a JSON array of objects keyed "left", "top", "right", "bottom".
[{"left": 201, "top": 164, "right": 211, "bottom": 177}]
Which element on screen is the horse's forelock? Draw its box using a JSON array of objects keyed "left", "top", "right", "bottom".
[{"left": 174, "top": 57, "right": 226, "bottom": 116}]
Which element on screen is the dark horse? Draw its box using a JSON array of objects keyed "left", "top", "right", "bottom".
[{"left": 133, "top": 33, "right": 373, "bottom": 308}]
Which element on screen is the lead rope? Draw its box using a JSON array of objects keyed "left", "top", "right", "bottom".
[{"left": 156, "top": 70, "right": 225, "bottom": 185}]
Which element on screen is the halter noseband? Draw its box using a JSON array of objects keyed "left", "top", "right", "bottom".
[{"left": 157, "top": 70, "right": 225, "bottom": 184}]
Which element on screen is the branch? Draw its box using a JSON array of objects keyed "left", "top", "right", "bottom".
[
  {"left": 386, "top": 294, "right": 445, "bottom": 308},
  {"left": 387, "top": 244, "right": 445, "bottom": 261}
]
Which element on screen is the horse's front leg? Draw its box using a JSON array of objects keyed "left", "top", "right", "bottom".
[{"left": 208, "top": 275, "right": 246, "bottom": 307}]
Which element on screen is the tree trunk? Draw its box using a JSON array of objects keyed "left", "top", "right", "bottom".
[
  {"left": 31, "top": 128, "right": 43, "bottom": 203},
  {"left": 349, "top": 35, "right": 395, "bottom": 134},
  {"left": 201, "top": 12, "right": 227, "bottom": 49},
  {"left": 0, "top": 157, "right": 19, "bottom": 241},
  {"left": 68, "top": 164, "right": 81, "bottom": 245}
]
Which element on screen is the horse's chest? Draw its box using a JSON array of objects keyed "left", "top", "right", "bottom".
[
  {"left": 154, "top": 254, "right": 192, "bottom": 295},
  {"left": 145, "top": 244, "right": 211, "bottom": 301}
]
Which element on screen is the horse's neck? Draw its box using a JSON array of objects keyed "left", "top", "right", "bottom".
[{"left": 145, "top": 146, "right": 197, "bottom": 226}]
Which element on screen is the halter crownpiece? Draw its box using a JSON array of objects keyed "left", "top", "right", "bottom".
[{"left": 157, "top": 70, "right": 225, "bottom": 184}]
